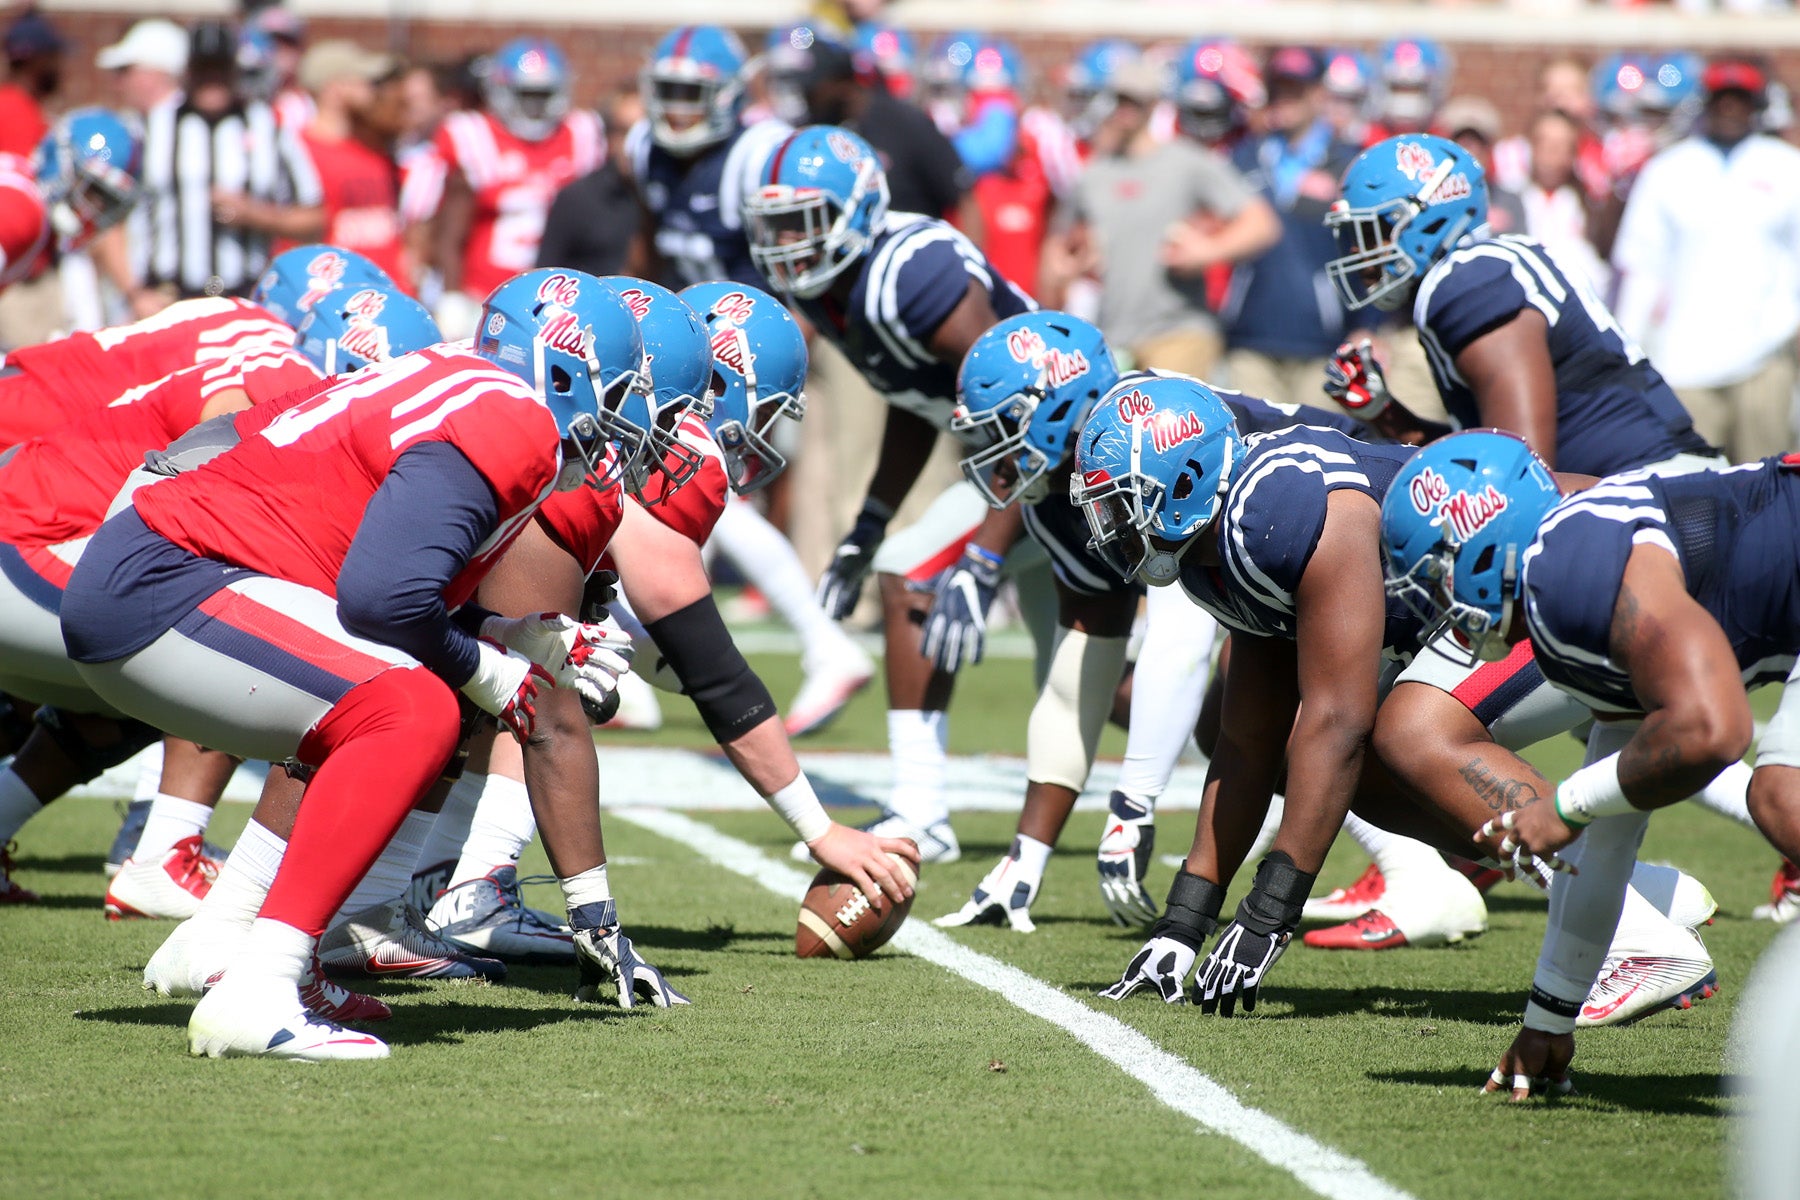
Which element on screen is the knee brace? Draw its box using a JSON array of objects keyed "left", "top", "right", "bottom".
[
  {"left": 33, "top": 707, "right": 161, "bottom": 784},
  {"left": 1026, "top": 627, "right": 1130, "bottom": 791},
  {"left": 643, "top": 597, "right": 776, "bottom": 743}
]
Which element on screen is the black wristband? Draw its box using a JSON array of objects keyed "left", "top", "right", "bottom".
[
  {"left": 1151, "top": 869, "right": 1225, "bottom": 950},
  {"left": 1528, "top": 985, "right": 1582, "bottom": 1020},
  {"left": 1234, "top": 851, "right": 1317, "bottom": 936}
]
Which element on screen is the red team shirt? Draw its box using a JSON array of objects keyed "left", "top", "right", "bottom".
[
  {"left": 0, "top": 347, "right": 323, "bottom": 554},
  {"left": 432, "top": 109, "right": 603, "bottom": 299},
  {"left": 0, "top": 152, "right": 47, "bottom": 290},
  {"left": 0, "top": 297, "right": 294, "bottom": 447},
  {"left": 135, "top": 345, "right": 561, "bottom": 608},
  {"left": 297, "top": 130, "right": 412, "bottom": 290}
]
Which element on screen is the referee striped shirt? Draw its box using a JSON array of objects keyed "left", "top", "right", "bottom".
[{"left": 131, "top": 95, "right": 323, "bottom": 298}]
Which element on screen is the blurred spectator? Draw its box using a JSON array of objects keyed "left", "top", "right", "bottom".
[
  {"left": 1437, "top": 96, "right": 1525, "bottom": 234},
  {"left": 1369, "top": 37, "right": 1451, "bottom": 138},
  {"left": 296, "top": 40, "right": 410, "bottom": 289},
  {"left": 538, "top": 88, "right": 639, "bottom": 279},
  {"left": 944, "top": 37, "right": 1054, "bottom": 296},
  {"left": 0, "top": 8, "right": 63, "bottom": 157},
  {"left": 1220, "top": 47, "right": 1367, "bottom": 407},
  {"left": 1320, "top": 48, "right": 1374, "bottom": 148},
  {"left": 1491, "top": 55, "right": 1611, "bottom": 206},
  {"left": 1046, "top": 58, "right": 1278, "bottom": 377},
  {"left": 1517, "top": 108, "right": 1609, "bottom": 293},
  {"left": 806, "top": 0, "right": 886, "bottom": 39},
  {"left": 428, "top": 38, "right": 601, "bottom": 337},
  {"left": 799, "top": 40, "right": 973, "bottom": 225},
  {"left": 851, "top": 22, "right": 915, "bottom": 101},
  {"left": 1613, "top": 59, "right": 1800, "bottom": 461},
  {"left": 248, "top": 5, "right": 309, "bottom": 131}
]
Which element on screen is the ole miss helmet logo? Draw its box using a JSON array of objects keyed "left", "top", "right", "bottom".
[
  {"left": 1005, "top": 328, "right": 1091, "bottom": 389},
  {"left": 826, "top": 131, "right": 863, "bottom": 164},
  {"left": 616, "top": 287, "right": 654, "bottom": 321},
  {"left": 708, "top": 290, "right": 757, "bottom": 327},
  {"left": 1410, "top": 466, "right": 1509, "bottom": 542},
  {"left": 342, "top": 288, "right": 387, "bottom": 320},
  {"left": 337, "top": 318, "right": 390, "bottom": 365},
  {"left": 536, "top": 272, "right": 582, "bottom": 308},
  {"left": 1394, "top": 140, "right": 1435, "bottom": 182},
  {"left": 708, "top": 326, "right": 750, "bottom": 377},
  {"left": 300, "top": 251, "right": 347, "bottom": 313},
  {"left": 1146, "top": 410, "right": 1205, "bottom": 455},
  {"left": 1114, "top": 388, "right": 1154, "bottom": 423}
]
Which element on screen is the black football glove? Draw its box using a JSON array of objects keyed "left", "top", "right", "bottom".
[{"left": 1193, "top": 851, "right": 1315, "bottom": 1017}]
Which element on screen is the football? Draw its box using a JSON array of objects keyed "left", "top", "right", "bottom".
[{"left": 795, "top": 851, "right": 919, "bottom": 959}]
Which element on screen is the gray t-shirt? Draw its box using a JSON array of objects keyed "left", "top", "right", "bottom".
[{"left": 1071, "top": 138, "right": 1255, "bottom": 347}]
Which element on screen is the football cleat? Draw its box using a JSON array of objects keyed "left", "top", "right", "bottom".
[
  {"left": 1578, "top": 940, "right": 1718, "bottom": 1028},
  {"left": 407, "top": 858, "right": 454, "bottom": 914},
  {"left": 144, "top": 918, "right": 242, "bottom": 997},
  {"left": 427, "top": 865, "right": 574, "bottom": 964},
  {"left": 299, "top": 953, "right": 391, "bottom": 1023},
  {"left": 1752, "top": 859, "right": 1800, "bottom": 925},
  {"left": 1666, "top": 871, "right": 1719, "bottom": 931},
  {"left": 188, "top": 974, "right": 389, "bottom": 1061},
  {"left": 1301, "top": 862, "right": 1385, "bottom": 922},
  {"left": 104, "top": 800, "right": 229, "bottom": 879},
  {"left": 0, "top": 840, "right": 37, "bottom": 903},
  {"left": 1447, "top": 854, "right": 1508, "bottom": 895},
  {"left": 784, "top": 642, "right": 875, "bottom": 738},
  {"left": 790, "top": 810, "right": 960, "bottom": 865},
  {"left": 1303, "top": 867, "right": 1487, "bottom": 950},
  {"left": 318, "top": 898, "right": 507, "bottom": 982},
  {"left": 104, "top": 834, "right": 220, "bottom": 920}
]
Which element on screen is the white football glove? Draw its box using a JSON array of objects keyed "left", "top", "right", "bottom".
[
  {"left": 570, "top": 900, "right": 690, "bottom": 1010},
  {"left": 459, "top": 639, "right": 550, "bottom": 741},
  {"left": 1097, "top": 935, "right": 1198, "bottom": 1004},
  {"left": 1193, "top": 920, "right": 1290, "bottom": 1016},
  {"left": 1097, "top": 790, "right": 1159, "bottom": 928},
  {"left": 933, "top": 843, "right": 1038, "bottom": 932},
  {"left": 482, "top": 611, "right": 635, "bottom": 716}
]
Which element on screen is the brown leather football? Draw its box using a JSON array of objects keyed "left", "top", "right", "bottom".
[{"left": 795, "top": 852, "right": 919, "bottom": 959}]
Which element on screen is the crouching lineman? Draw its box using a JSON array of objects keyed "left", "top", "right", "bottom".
[
  {"left": 744, "top": 125, "right": 1041, "bottom": 864},
  {"left": 1078, "top": 379, "right": 1718, "bottom": 1019},
  {"left": 61, "top": 269, "right": 642, "bottom": 1061},
  {"left": 1381, "top": 433, "right": 1800, "bottom": 1097}
]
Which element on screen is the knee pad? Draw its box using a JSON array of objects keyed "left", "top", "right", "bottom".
[
  {"left": 644, "top": 598, "right": 776, "bottom": 743},
  {"left": 1026, "top": 628, "right": 1129, "bottom": 791},
  {"left": 32, "top": 707, "right": 161, "bottom": 784},
  {"left": 300, "top": 667, "right": 461, "bottom": 770}
]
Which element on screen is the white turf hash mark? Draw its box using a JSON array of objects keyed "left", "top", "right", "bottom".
[{"left": 613, "top": 807, "right": 1418, "bottom": 1200}]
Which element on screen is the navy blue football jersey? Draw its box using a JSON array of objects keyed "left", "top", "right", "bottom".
[
  {"left": 1024, "top": 489, "right": 1136, "bottom": 599},
  {"left": 1523, "top": 458, "right": 1800, "bottom": 714},
  {"left": 1178, "top": 425, "right": 1424, "bottom": 656},
  {"left": 795, "top": 213, "right": 1035, "bottom": 436},
  {"left": 1413, "top": 234, "right": 1711, "bottom": 477},
  {"left": 630, "top": 118, "right": 790, "bottom": 287}
]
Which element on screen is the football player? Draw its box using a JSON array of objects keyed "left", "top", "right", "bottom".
[
  {"left": 1313, "top": 132, "right": 1739, "bottom": 949},
  {"left": 430, "top": 39, "right": 602, "bottom": 339},
  {"left": 62, "top": 268, "right": 636, "bottom": 1061},
  {"left": 1077, "top": 379, "right": 1718, "bottom": 1018},
  {"left": 745, "top": 124, "right": 1038, "bottom": 864},
  {"left": 0, "top": 108, "right": 140, "bottom": 293},
  {"left": 1379, "top": 431, "right": 1800, "bottom": 1097}
]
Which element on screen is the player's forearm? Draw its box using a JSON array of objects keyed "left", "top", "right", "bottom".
[
  {"left": 719, "top": 714, "right": 803, "bottom": 797},
  {"left": 968, "top": 501, "right": 1024, "bottom": 558},
  {"left": 1616, "top": 708, "right": 1746, "bottom": 810},
  {"left": 864, "top": 407, "right": 941, "bottom": 514},
  {"left": 1271, "top": 707, "right": 1368, "bottom": 874}
]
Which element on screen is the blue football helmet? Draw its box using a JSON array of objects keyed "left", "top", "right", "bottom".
[
  {"left": 1591, "top": 52, "right": 1651, "bottom": 124},
  {"left": 294, "top": 282, "right": 441, "bottom": 375},
  {"left": 744, "top": 124, "right": 890, "bottom": 300},
  {"left": 954, "top": 311, "right": 1119, "bottom": 511},
  {"left": 1323, "top": 48, "right": 1373, "bottom": 104},
  {"left": 250, "top": 244, "right": 389, "bottom": 329},
  {"left": 680, "top": 281, "right": 808, "bottom": 496},
  {"left": 600, "top": 277, "right": 711, "bottom": 500},
  {"left": 853, "top": 23, "right": 916, "bottom": 98},
  {"left": 1374, "top": 37, "right": 1451, "bottom": 130},
  {"left": 474, "top": 268, "right": 645, "bottom": 492},
  {"left": 961, "top": 37, "right": 1024, "bottom": 93},
  {"left": 485, "top": 38, "right": 571, "bottom": 142},
  {"left": 1326, "top": 133, "right": 1488, "bottom": 312},
  {"left": 1069, "top": 374, "right": 1243, "bottom": 586},
  {"left": 920, "top": 30, "right": 982, "bottom": 104},
  {"left": 1063, "top": 40, "right": 1136, "bottom": 138},
  {"left": 1170, "top": 40, "right": 1262, "bottom": 146},
  {"left": 35, "top": 108, "right": 140, "bottom": 251},
  {"left": 1381, "top": 430, "right": 1561, "bottom": 664},
  {"left": 643, "top": 25, "right": 747, "bottom": 156},
  {"left": 764, "top": 25, "right": 831, "bottom": 125}
]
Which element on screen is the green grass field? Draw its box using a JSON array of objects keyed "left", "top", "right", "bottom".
[{"left": 0, "top": 651, "right": 1780, "bottom": 1199}]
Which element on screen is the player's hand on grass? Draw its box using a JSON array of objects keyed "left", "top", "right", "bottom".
[
  {"left": 570, "top": 902, "right": 691, "bottom": 1010},
  {"left": 1193, "top": 920, "right": 1291, "bottom": 1016},
  {"left": 1474, "top": 804, "right": 1579, "bottom": 880},
  {"left": 1098, "top": 935, "right": 1198, "bottom": 1003},
  {"left": 1097, "top": 790, "right": 1159, "bottom": 928},
  {"left": 934, "top": 842, "right": 1038, "bottom": 932},
  {"left": 1483, "top": 1026, "right": 1575, "bottom": 1102},
  {"left": 807, "top": 824, "right": 919, "bottom": 914}
]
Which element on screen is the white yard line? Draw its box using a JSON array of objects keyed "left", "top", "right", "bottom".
[{"left": 613, "top": 806, "right": 1418, "bottom": 1200}]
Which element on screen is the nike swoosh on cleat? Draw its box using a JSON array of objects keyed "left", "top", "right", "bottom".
[
  {"left": 1582, "top": 982, "right": 1640, "bottom": 1021},
  {"left": 364, "top": 954, "right": 448, "bottom": 975}
]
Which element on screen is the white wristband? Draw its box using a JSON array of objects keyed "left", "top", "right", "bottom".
[
  {"left": 769, "top": 773, "right": 832, "bottom": 845},
  {"left": 1553, "top": 754, "right": 1635, "bottom": 828},
  {"left": 560, "top": 862, "right": 611, "bottom": 911}
]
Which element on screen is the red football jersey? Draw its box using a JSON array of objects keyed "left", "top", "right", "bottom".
[
  {"left": 298, "top": 129, "right": 411, "bottom": 290},
  {"left": 0, "top": 297, "right": 293, "bottom": 447},
  {"left": 636, "top": 412, "right": 731, "bottom": 546},
  {"left": 0, "top": 152, "right": 47, "bottom": 290},
  {"left": 135, "top": 345, "right": 560, "bottom": 608},
  {"left": 534, "top": 479, "right": 625, "bottom": 578},
  {"left": 0, "top": 347, "right": 323, "bottom": 550},
  {"left": 433, "top": 109, "right": 603, "bottom": 298}
]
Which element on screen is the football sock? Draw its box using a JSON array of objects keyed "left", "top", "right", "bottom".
[
  {"left": 413, "top": 770, "right": 482, "bottom": 876},
  {"left": 0, "top": 767, "right": 44, "bottom": 844},
  {"left": 560, "top": 862, "right": 610, "bottom": 912},
  {"left": 135, "top": 795, "right": 213, "bottom": 862},
  {"left": 1342, "top": 811, "right": 1447, "bottom": 880},
  {"left": 451, "top": 772, "right": 535, "bottom": 886},
  {"left": 232, "top": 917, "right": 315, "bottom": 986},
  {"left": 195, "top": 819, "right": 286, "bottom": 931},
  {"left": 336, "top": 809, "right": 434, "bottom": 921},
  {"left": 1115, "top": 586, "right": 1216, "bottom": 803},
  {"left": 712, "top": 497, "right": 857, "bottom": 670},
  {"left": 132, "top": 740, "right": 166, "bottom": 803},
  {"left": 1245, "top": 794, "right": 1287, "bottom": 864},
  {"left": 260, "top": 668, "right": 460, "bottom": 938},
  {"left": 1693, "top": 760, "right": 1755, "bottom": 828},
  {"left": 887, "top": 709, "right": 950, "bottom": 829}
]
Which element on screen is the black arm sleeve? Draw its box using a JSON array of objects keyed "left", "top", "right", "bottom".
[{"left": 643, "top": 595, "right": 777, "bottom": 744}]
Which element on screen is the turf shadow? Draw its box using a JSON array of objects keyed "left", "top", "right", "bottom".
[
  {"left": 1274, "top": 984, "right": 1520, "bottom": 1024},
  {"left": 377, "top": 999, "right": 642, "bottom": 1044},
  {"left": 74, "top": 1002, "right": 193, "bottom": 1028},
  {"left": 625, "top": 923, "right": 789, "bottom": 953},
  {"left": 1368, "top": 1067, "right": 1726, "bottom": 1117},
  {"left": 11, "top": 851, "right": 108, "bottom": 875},
  {"left": 6, "top": 893, "right": 108, "bottom": 911}
]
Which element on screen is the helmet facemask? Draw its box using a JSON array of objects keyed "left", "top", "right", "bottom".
[
  {"left": 952, "top": 388, "right": 1048, "bottom": 510},
  {"left": 746, "top": 160, "right": 883, "bottom": 299},
  {"left": 712, "top": 329, "right": 804, "bottom": 496},
  {"left": 1385, "top": 536, "right": 1519, "bottom": 664},
  {"left": 643, "top": 62, "right": 741, "bottom": 155}
]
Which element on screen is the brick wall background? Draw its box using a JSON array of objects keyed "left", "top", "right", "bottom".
[{"left": 44, "top": 11, "right": 1800, "bottom": 144}]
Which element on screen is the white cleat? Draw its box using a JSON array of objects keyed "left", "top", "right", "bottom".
[
  {"left": 602, "top": 671, "right": 663, "bottom": 732},
  {"left": 1302, "top": 865, "right": 1487, "bottom": 951},
  {"left": 188, "top": 975, "right": 389, "bottom": 1061},
  {"left": 427, "top": 865, "right": 574, "bottom": 964},
  {"left": 1579, "top": 936, "right": 1719, "bottom": 1028},
  {"left": 144, "top": 918, "right": 245, "bottom": 997},
  {"left": 1666, "top": 872, "right": 1719, "bottom": 931},
  {"left": 784, "top": 643, "right": 875, "bottom": 738},
  {"left": 105, "top": 835, "right": 220, "bottom": 921},
  {"left": 791, "top": 810, "right": 960, "bottom": 865},
  {"left": 1752, "top": 859, "right": 1800, "bottom": 924}
]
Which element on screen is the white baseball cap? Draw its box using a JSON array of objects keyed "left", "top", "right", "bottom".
[{"left": 96, "top": 19, "right": 188, "bottom": 75}]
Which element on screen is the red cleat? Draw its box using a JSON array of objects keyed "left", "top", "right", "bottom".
[
  {"left": 1304, "top": 909, "right": 1410, "bottom": 950},
  {"left": 1753, "top": 859, "right": 1800, "bottom": 925},
  {"left": 1301, "top": 862, "right": 1385, "bottom": 921},
  {"left": 1, "top": 840, "right": 38, "bottom": 903},
  {"left": 299, "top": 954, "right": 392, "bottom": 1023}
]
